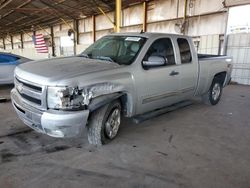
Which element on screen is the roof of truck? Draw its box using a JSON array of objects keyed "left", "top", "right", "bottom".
[{"left": 108, "top": 32, "right": 188, "bottom": 38}]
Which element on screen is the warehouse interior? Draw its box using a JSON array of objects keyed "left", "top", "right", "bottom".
[
  {"left": 0, "top": 0, "right": 250, "bottom": 84},
  {"left": 0, "top": 0, "right": 250, "bottom": 187}
]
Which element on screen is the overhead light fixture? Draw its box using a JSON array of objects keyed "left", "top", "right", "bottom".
[{"left": 79, "top": 12, "right": 86, "bottom": 18}]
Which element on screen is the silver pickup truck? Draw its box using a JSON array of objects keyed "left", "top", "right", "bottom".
[{"left": 11, "top": 33, "right": 232, "bottom": 145}]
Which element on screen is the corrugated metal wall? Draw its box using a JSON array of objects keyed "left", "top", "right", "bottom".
[
  {"left": 0, "top": 0, "right": 228, "bottom": 59},
  {"left": 225, "top": 0, "right": 250, "bottom": 6},
  {"left": 226, "top": 33, "right": 250, "bottom": 85}
]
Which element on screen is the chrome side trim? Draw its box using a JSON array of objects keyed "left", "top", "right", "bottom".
[
  {"left": 142, "top": 87, "right": 195, "bottom": 104},
  {"left": 142, "top": 91, "right": 179, "bottom": 104},
  {"left": 180, "top": 87, "right": 195, "bottom": 93}
]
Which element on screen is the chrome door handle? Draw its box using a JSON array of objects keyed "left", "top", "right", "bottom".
[{"left": 169, "top": 71, "right": 179, "bottom": 76}]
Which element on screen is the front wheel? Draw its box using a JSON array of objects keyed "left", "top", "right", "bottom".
[
  {"left": 202, "top": 78, "right": 223, "bottom": 105},
  {"left": 87, "top": 100, "right": 122, "bottom": 145}
]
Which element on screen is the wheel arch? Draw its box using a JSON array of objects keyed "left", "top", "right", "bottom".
[
  {"left": 88, "top": 92, "right": 133, "bottom": 117},
  {"left": 214, "top": 71, "right": 227, "bottom": 86}
]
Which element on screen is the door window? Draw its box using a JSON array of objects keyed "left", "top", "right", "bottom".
[
  {"left": 144, "top": 38, "right": 176, "bottom": 66},
  {"left": 177, "top": 38, "right": 192, "bottom": 64}
]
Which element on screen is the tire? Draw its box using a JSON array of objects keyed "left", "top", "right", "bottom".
[
  {"left": 202, "top": 77, "right": 223, "bottom": 105},
  {"left": 87, "top": 100, "right": 122, "bottom": 146}
]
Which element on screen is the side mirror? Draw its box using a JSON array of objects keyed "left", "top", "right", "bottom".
[{"left": 142, "top": 56, "right": 166, "bottom": 68}]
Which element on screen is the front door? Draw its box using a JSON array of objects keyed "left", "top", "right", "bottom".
[{"left": 137, "top": 38, "right": 181, "bottom": 114}]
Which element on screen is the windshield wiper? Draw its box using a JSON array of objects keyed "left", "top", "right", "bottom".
[
  {"left": 79, "top": 54, "right": 117, "bottom": 63},
  {"left": 93, "top": 56, "right": 114, "bottom": 63},
  {"left": 78, "top": 53, "right": 90, "bottom": 58}
]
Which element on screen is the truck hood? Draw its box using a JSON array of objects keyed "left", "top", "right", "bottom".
[{"left": 15, "top": 56, "right": 120, "bottom": 85}]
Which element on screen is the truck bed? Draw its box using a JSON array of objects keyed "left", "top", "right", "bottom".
[
  {"left": 198, "top": 54, "right": 226, "bottom": 60},
  {"left": 195, "top": 54, "right": 232, "bottom": 97}
]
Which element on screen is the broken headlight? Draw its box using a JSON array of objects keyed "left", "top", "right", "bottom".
[{"left": 47, "top": 86, "right": 87, "bottom": 110}]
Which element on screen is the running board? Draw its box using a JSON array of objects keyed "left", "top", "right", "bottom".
[{"left": 132, "top": 100, "right": 193, "bottom": 124}]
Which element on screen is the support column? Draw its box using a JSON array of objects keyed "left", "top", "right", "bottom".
[
  {"left": 92, "top": 15, "right": 96, "bottom": 42},
  {"left": 20, "top": 33, "right": 24, "bottom": 49},
  {"left": 73, "top": 20, "right": 77, "bottom": 55},
  {"left": 10, "top": 35, "right": 14, "bottom": 49},
  {"left": 183, "top": 0, "right": 188, "bottom": 21},
  {"left": 75, "top": 19, "right": 80, "bottom": 45},
  {"left": 182, "top": 0, "right": 188, "bottom": 34},
  {"left": 50, "top": 26, "right": 56, "bottom": 57},
  {"left": 142, "top": 1, "right": 148, "bottom": 32},
  {"left": 115, "top": 0, "right": 121, "bottom": 32},
  {"left": 2, "top": 38, "right": 6, "bottom": 50},
  {"left": 33, "top": 31, "right": 36, "bottom": 39}
]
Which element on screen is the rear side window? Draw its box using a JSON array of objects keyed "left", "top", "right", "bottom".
[
  {"left": 177, "top": 38, "right": 192, "bottom": 64},
  {"left": 0, "top": 54, "right": 19, "bottom": 64}
]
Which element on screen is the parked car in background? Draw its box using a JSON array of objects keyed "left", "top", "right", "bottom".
[{"left": 0, "top": 52, "right": 31, "bottom": 85}]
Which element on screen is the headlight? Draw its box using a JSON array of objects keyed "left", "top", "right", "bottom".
[{"left": 47, "top": 86, "right": 85, "bottom": 110}]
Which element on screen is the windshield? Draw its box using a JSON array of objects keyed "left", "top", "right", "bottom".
[{"left": 81, "top": 36, "right": 147, "bottom": 65}]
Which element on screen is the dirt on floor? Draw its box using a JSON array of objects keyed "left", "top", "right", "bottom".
[{"left": 0, "top": 84, "right": 250, "bottom": 188}]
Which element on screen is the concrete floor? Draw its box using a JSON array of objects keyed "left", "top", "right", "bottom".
[{"left": 0, "top": 84, "right": 250, "bottom": 188}]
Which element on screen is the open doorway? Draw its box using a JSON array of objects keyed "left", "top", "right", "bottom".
[
  {"left": 227, "top": 5, "right": 250, "bottom": 34},
  {"left": 60, "top": 36, "right": 74, "bottom": 56},
  {"left": 226, "top": 4, "right": 250, "bottom": 85}
]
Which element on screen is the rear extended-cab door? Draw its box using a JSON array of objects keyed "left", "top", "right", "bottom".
[{"left": 175, "top": 37, "right": 199, "bottom": 99}]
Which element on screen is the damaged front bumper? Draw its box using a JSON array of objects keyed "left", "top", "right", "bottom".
[{"left": 11, "top": 89, "right": 89, "bottom": 138}]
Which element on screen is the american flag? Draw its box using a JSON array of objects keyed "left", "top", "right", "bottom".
[{"left": 33, "top": 34, "right": 48, "bottom": 53}]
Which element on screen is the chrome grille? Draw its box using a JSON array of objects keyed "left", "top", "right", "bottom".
[{"left": 14, "top": 76, "right": 47, "bottom": 110}]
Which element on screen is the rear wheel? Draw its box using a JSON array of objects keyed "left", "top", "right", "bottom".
[
  {"left": 87, "top": 100, "right": 122, "bottom": 145},
  {"left": 202, "top": 78, "right": 223, "bottom": 105}
]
